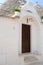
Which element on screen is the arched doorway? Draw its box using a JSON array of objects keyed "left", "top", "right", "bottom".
[{"left": 21, "top": 15, "right": 38, "bottom": 54}]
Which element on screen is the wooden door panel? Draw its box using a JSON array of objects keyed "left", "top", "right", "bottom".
[{"left": 22, "top": 24, "right": 30, "bottom": 53}]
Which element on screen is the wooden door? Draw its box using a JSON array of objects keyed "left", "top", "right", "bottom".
[{"left": 22, "top": 24, "right": 30, "bottom": 53}]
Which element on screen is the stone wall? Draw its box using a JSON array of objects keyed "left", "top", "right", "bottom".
[{"left": 0, "top": 0, "right": 26, "bottom": 16}]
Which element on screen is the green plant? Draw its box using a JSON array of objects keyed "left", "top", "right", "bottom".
[
  {"left": 12, "top": 7, "right": 21, "bottom": 12},
  {"left": 41, "top": 16, "right": 43, "bottom": 19}
]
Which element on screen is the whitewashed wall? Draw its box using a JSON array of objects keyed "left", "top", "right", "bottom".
[
  {"left": 0, "top": 15, "right": 43, "bottom": 65},
  {"left": 0, "top": 17, "right": 24, "bottom": 65},
  {"left": 39, "top": 24, "right": 43, "bottom": 54}
]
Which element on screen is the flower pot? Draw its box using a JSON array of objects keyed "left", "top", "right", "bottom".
[
  {"left": 12, "top": 11, "right": 20, "bottom": 17},
  {"left": 15, "top": 12, "right": 20, "bottom": 16}
]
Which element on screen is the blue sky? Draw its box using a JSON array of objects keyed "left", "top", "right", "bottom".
[
  {"left": 26, "top": 0, "right": 43, "bottom": 7},
  {"left": 0, "top": 0, "right": 43, "bottom": 7},
  {"left": 0, "top": 0, "right": 6, "bottom": 4}
]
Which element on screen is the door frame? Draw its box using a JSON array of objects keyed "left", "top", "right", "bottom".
[
  {"left": 19, "top": 24, "right": 31, "bottom": 55},
  {"left": 21, "top": 24, "right": 31, "bottom": 54}
]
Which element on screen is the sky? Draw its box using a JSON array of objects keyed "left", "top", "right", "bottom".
[
  {"left": 0, "top": 0, "right": 43, "bottom": 7},
  {"left": 26, "top": 0, "right": 43, "bottom": 7},
  {"left": 0, "top": 0, "right": 6, "bottom": 3}
]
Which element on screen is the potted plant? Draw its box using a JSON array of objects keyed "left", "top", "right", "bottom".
[
  {"left": 41, "top": 16, "right": 43, "bottom": 22},
  {"left": 41, "top": 16, "right": 43, "bottom": 19},
  {"left": 12, "top": 7, "right": 21, "bottom": 16}
]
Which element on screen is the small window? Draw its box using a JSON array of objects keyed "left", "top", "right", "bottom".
[{"left": 26, "top": 10, "right": 32, "bottom": 13}]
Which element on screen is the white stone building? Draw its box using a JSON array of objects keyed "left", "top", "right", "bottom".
[{"left": 0, "top": 2, "right": 43, "bottom": 65}]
